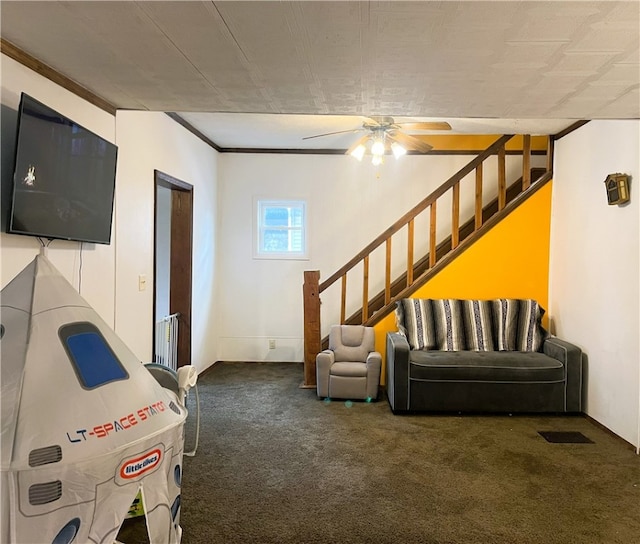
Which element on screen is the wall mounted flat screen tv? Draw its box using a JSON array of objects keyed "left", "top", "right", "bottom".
[{"left": 8, "top": 93, "right": 118, "bottom": 244}]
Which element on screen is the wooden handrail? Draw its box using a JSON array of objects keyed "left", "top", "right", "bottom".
[{"left": 318, "top": 134, "right": 515, "bottom": 291}]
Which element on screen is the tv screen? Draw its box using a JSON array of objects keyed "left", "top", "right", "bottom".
[{"left": 8, "top": 93, "right": 117, "bottom": 244}]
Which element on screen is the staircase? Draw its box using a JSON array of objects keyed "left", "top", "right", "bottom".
[{"left": 302, "top": 134, "right": 553, "bottom": 386}]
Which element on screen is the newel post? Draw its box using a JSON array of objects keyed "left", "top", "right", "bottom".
[{"left": 302, "top": 270, "right": 321, "bottom": 388}]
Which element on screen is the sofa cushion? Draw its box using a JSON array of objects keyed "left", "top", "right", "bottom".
[
  {"left": 329, "top": 325, "right": 374, "bottom": 362},
  {"left": 516, "top": 299, "right": 548, "bottom": 352},
  {"left": 408, "top": 350, "right": 564, "bottom": 383},
  {"left": 432, "top": 299, "right": 466, "bottom": 351},
  {"left": 461, "top": 299, "right": 495, "bottom": 351},
  {"left": 330, "top": 362, "right": 368, "bottom": 378},
  {"left": 396, "top": 299, "right": 437, "bottom": 350},
  {"left": 398, "top": 297, "right": 548, "bottom": 353},
  {"left": 492, "top": 298, "right": 548, "bottom": 352},
  {"left": 493, "top": 299, "right": 520, "bottom": 351}
]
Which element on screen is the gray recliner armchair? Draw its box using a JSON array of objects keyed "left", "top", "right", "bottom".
[{"left": 316, "top": 325, "right": 381, "bottom": 401}]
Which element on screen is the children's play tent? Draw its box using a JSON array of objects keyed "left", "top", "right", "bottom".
[{"left": 1, "top": 252, "right": 190, "bottom": 543}]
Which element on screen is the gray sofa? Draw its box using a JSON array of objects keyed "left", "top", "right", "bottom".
[{"left": 386, "top": 298, "right": 583, "bottom": 414}]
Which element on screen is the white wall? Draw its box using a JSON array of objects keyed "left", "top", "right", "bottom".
[
  {"left": 1, "top": 54, "right": 117, "bottom": 325},
  {"left": 549, "top": 120, "right": 640, "bottom": 448},
  {"left": 1, "top": 53, "right": 220, "bottom": 374},
  {"left": 217, "top": 152, "right": 533, "bottom": 361},
  {"left": 115, "top": 112, "right": 219, "bottom": 372}
]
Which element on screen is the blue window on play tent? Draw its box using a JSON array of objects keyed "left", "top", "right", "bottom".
[{"left": 59, "top": 322, "right": 129, "bottom": 389}]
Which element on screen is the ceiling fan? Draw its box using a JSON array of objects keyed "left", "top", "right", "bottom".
[{"left": 303, "top": 116, "right": 452, "bottom": 164}]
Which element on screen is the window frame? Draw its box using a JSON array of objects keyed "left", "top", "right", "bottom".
[{"left": 253, "top": 198, "right": 309, "bottom": 260}]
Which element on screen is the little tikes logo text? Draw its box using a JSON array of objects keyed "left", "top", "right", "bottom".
[{"left": 120, "top": 449, "right": 162, "bottom": 479}]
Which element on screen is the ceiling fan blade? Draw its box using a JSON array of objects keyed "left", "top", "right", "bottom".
[
  {"left": 302, "top": 128, "right": 362, "bottom": 140},
  {"left": 345, "top": 134, "right": 370, "bottom": 156},
  {"left": 387, "top": 131, "right": 433, "bottom": 153},
  {"left": 364, "top": 116, "right": 392, "bottom": 127},
  {"left": 395, "top": 121, "right": 452, "bottom": 131}
]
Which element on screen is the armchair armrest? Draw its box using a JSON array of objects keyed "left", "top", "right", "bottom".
[
  {"left": 386, "top": 333, "right": 410, "bottom": 412},
  {"left": 366, "top": 351, "right": 382, "bottom": 367},
  {"left": 366, "top": 351, "right": 382, "bottom": 400},
  {"left": 316, "top": 350, "right": 334, "bottom": 398},
  {"left": 543, "top": 336, "right": 583, "bottom": 412}
]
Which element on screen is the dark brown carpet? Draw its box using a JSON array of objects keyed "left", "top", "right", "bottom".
[{"left": 122, "top": 361, "right": 640, "bottom": 544}]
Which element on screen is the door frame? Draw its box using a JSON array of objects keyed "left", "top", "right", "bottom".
[{"left": 153, "top": 169, "right": 193, "bottom": 368}]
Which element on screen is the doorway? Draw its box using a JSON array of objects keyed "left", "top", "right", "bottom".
[{"left": 154, "top": 170, "right": 193, "bottom": 368}]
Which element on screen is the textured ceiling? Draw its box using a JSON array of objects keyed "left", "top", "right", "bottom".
[{"left": 1, "top": 1, "right": 639, "bottom": 148}]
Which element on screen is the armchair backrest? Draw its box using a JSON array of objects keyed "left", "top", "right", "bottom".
[{"left": 328, "top": 325, "right": 375, "bottom": 362}]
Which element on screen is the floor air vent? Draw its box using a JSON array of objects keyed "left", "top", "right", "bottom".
[{"left": 538, "top": 431, "right": 594, "bottom": 444}]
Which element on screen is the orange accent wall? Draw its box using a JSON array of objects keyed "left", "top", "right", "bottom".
[
  {"left": 416, "top": 134, "right": 548, "bottom": 151},
  {"left": 373, "top": 181, "right": 553, "bottom": 383}
]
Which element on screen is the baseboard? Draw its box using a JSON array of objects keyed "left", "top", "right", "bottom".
[{"left": 583, "top": 414, "right": 638, "bottom": 454}]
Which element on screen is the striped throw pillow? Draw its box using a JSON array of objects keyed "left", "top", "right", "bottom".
[
  {"left": 461, "top": 299, "right": 495, "bottom": 351},
  {"left": 396, "top": 299, "right": 437, "bottom": 351},
  {"left": 493, "top": 299, "right": 520, "bottom": 351},
  {"left": 516, "top": 299, "right": 548, "bottom": 352},
  {"left": 432, "top": 299, "right": 466, "bottom": 351}
]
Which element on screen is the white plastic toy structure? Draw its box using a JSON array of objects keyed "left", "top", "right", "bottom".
[{"left": 1, "top": 251, "right": 196, "bottom": 543}]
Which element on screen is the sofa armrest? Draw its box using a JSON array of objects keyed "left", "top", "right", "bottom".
[
  {"left": 543, "top": 336, "right": 583, "bottom": 412},
  {"left": 316, "top": 350, "right": 334, "bottom": 398},
  {"left": 386, "top": 333, "right": 410, "bottom": 412}
]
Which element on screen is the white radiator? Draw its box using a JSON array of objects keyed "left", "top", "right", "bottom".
[{"left": 154, "top": 313, "right": 180, "bottom": 371}]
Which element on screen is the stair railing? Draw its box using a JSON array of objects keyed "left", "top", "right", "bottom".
[{"left": 302, "top": 134, "right": 550, "bottom": 387}]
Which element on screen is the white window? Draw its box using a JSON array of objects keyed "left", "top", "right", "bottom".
[{"left": 254, "top": 199, "right": 308, "bottom": 260}]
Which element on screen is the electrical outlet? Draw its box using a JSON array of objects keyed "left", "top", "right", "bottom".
[{"left": 268, "top": 339, "right": 276, "bottom": 349}]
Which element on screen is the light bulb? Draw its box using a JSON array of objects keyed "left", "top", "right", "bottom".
[
  {"left": 350, "top": 144, "right": 366, "bottom": 161},
  {"left": 391, "top": 142, "right": 407, "bottom": 159},
  {"left": 371, "top": 155, "right": 383, "bottom": 166},
  {"left": 371, "top": 139, "right": 385, "bottom": 156}
]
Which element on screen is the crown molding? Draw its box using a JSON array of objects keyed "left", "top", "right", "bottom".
[{"left": 1, "top": 38, "right": 117, "bottom": 115}]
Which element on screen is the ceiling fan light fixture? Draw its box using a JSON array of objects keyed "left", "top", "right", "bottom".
[
  {"left": 309, "top": 116, "right": 449, "bottom": 163},
  {"left": 350, "top": 143, "right": 366, "bottom": 161},
  {"left": 391, "top": 142, "right": 407, "bottom": 159},
  {"left": 371, "top": 139, "right": 385, "bottom": 157},
  {"left": 371, "top": 154, "right": 384, "bottom": 166}
]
